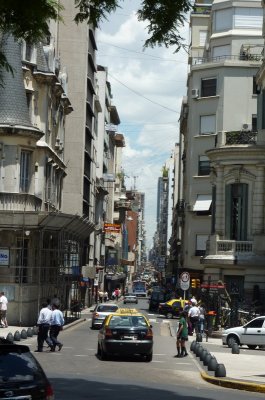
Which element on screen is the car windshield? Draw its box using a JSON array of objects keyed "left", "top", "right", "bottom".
[
  {"left": 0, "top": 351, "right": 42, "bottom": 383},
  {"left": 109, "top": 315, "right": 148, "bottom": 328},
  {"left": 97, "top": 305, "right": 118, "bottom": 312}
]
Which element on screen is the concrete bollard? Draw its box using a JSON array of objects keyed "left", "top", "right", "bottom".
[
  {"left": 194, "top": 342, "right": 200, "bottom": 355},
  {"left": 215, "top": 363, "right": 226, "bottom": 377},
  {"left": 204, "top": 353, "right": 212, "bottom": 366},
  {"left": 200, "top": 349, "right": 208, "bottom": 362},
  {"left": 27, "top": 327, "right": 33, "bottom": 337},
  {"left": 231, "top": 343, "right": 240, "bottom": 354},
  {"left": 196, "top": 346, "right": 204, "bottom": 358},
  {"left": 14, "top": 330, "right": 21, "bottom": 341},
  {"left": 21, "top": 329, "right": 27, "bottom": 339},
  {"left": 33, "top": 326, "right": 38, "bottom": 335},
  {"left": 196, "top": 333, "right": 203, "bottom": 342},
  {"left": 208, "top": 356, "right": 218, "bottom": 371},
  {"left": 190, "top": 340, "right": 197, "bottom": 352},
  {"left": 6, "top": 333, "right": 14, "bottom": 343}
]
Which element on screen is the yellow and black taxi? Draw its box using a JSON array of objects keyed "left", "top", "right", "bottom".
[
  {"left": 158, "top": 298, "right": 187, "bottom": 319},
  {"left": 97, "top": 308, "right": 153, "bottom": 362}
]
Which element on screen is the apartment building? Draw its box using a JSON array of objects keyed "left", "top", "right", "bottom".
[{"left": 178, "top": 0, "right": 265, "bottom": 301}]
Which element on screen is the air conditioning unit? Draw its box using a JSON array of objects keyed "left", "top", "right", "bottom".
[
  {"left": 191, "top": 88, "right": 199, "bottom": 99},
  {"left": 242, "top": 123, "right": 251, "bottom": 132}
]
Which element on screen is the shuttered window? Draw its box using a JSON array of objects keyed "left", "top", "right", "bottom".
[
  {"left": 200, "top": 115, "right": 216, "bottom": 134},
  {"left": 195, "top": 235, "right": 208, "bottom": 256},
  {"left": 199, "top": 30, "right": 207, "bottom": 46},
  {"left": 214, "top": 8, "right": 232, "bottom": 31},
  {"left": 234, "top": 8, "right": 262, "bottom": 29},
  {"left": 212, "top": 45, "right": 231, "bottom": 59}
]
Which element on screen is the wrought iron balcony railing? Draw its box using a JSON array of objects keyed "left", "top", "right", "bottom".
[{"left": 225, "top": 131, "right": 257, "bottom": 145}]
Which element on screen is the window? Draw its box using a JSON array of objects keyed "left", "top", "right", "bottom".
[
  {"left": 20, "top": 151, "right": 31, "bottom": 192},
  {"left": 212, "top": 45, "right": 231, "bottom": 59},
  {"left": 253, "top": 76, "right": 258, "bottom": 95},
  {"left": 193, "top": 194, "right": 212, "bottom": 215},
  {"left": 225, "top": 183, "right": 248, "bottom": 240},
  {"left": 246, "top": 318, "right": 264, "bottom": 329},
  {"left": 200, "top": 115, "right": 216, "bottom": 134},
  {"left": 234, "top": 8, "right": 262, "bottom": 29},
  {"left": 198, "top": 155, "right": 210, "bottom": 176},
  {"left": 25, "top": 42, "right": 33, "bottom": 62},
  {"left": 214, "top": 8, "right": 232, "bottom": 31},
  {"left": 199, "top": 30, "right": 207, "bottom": 47},
  {"left": 201, "top": 78, "right": 217, "bottom": 97},
  {"left": 195, "top": 234, "right": 208, "bottom": 256}
]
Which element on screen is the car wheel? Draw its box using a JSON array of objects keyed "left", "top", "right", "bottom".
[
  {"left": 227, "top": 335, "right": 239, "bottom": 348},
  {"left": 247, "top": 345, "right": 257, "bottom": 350},
  {"left": 97, "top": 343, "right": 101, "bottom": 356},
  {"left": 145, "top": 352, "right": 153, "bottom": 362},
  {"left": 166, "top": 312, "right": 173, "bottom": 319}
]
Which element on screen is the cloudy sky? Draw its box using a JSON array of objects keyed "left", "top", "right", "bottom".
[{"left": 97, "top": 1, "right": 189, "bottom": 248}]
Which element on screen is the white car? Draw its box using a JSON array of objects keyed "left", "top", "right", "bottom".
[
  {"left": 91, "top": 303, "right": 119, "bottom": 329},
  {"left": 123, "top": 294, "right": 138, "bottom": 304},
  {"left": 222, "top": 316, "right": 265, "bottom": 349}
]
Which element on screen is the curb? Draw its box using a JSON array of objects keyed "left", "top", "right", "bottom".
[{"left": 200, "top": 371, "right": 265, "bottom": 393}]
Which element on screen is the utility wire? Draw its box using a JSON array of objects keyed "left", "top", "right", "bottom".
[{"left": 108, "top": 73, "right": 179, "bottom": 114}]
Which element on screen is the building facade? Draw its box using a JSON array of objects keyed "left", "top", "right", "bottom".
[{"left": 177, "top": 0, "right": 265, "bottom": 302}]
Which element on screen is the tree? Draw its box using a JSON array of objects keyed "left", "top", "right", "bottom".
[{"left": 0, "top": 0, "right": 192, "bottom": 73}]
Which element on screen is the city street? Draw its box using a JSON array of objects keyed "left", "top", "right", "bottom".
[{"left": 27, "top": 298, "right": 264, "bottom": 399}]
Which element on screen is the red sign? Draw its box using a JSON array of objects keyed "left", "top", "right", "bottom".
[
  {"left": 104, "top": 223, "right": 121, "bottom": 233},
  {"left": 200, "top": 284, "right": 225, "bottom": 289}
]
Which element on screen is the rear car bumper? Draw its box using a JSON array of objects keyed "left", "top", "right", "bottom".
[
  {"left": 102, "top": 339, "right": 153, "bottom": 355},
  {"left": 92, "top": 318, "right": 105, "bottom": 327}
]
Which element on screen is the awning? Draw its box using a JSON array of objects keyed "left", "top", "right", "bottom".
[{"left": 193, "top": 194, "right": 212, "bottom": 211}]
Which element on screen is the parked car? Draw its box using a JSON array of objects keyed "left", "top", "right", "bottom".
[
  {"left": 123, "top": 294, "right": 138, "bottom": 304},
  {"left": 97, "top": 308, "right": 153, "bottom": 361},
  {"left": 158, "top": 298, "right": 186, "bottom": 319},
  {"left": 0, "top": 338, "right": 54, "bottom": 399},
  {"left": 222, "top": 315, "right": 265, "bottom": 348},
  {"left": 91, "top": 303, "right": 119, "bottom": 329}
]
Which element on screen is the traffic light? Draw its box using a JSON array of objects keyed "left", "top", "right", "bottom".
[
  {"left": 191, "top": 279, "right": 196, "bottom": 288},
  {"left": 196, "top": 279, "right": 200, "bottom": 288}
]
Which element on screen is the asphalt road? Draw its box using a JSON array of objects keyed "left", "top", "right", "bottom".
[{"left": 32, "top": 299, "right": 264, "bottom": 400}]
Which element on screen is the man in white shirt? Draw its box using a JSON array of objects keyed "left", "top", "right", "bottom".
[
  {"left": 188, "top": 301, "right": 200, "bottom": 334},
  {"left": 35, "top": 302, "right": 53, "bottom": 352},
  {"left": 0, "top": 292, "right": 8, "bottom": 328},
  {"left": 48, "top": 303, "right": 65, "bottom": 352}
]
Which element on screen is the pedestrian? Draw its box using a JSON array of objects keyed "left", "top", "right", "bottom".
[
  {"left": 198, "top": 303, "right": 206, "bottom": 334},
  {"left": 50, "top": 294, "right": 60, "bottom": 307},
  {"left": 0, "top": 291, "right": 8, "bottom": 328},
  {"left": 98, "top": 290, "right": 104, "bottom": 303},
  {"left": 175, "top": 311, "right": 188, "bottom": 357},
  {"left": 188, "top": 301, "right": 200, "bottom": 334},
  {"left": 35, "top": 302, "right": 52, "bottom": 352},
  {"left": 104, "top": 291, "right": 108, "bottom": 302},
  {"left": 114, "top": 288, "right": 119, "bottom": 301},
  {"left": 48, "top": 303, "right": 64, "bottom": 352}
]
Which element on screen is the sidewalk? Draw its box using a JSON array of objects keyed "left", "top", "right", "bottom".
[{"left": 168, "top": 323, "right": 265, "bottom": 393}]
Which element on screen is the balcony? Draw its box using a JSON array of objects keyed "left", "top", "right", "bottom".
[
  {"left": 216, "top": 240, "right": 253, "bottom": 254},
  {"left": 202, "top": 234, "right": 265, "bottom": 266},
  {"left": 214, "top": 130, "right": 257, "bottom": 147},
  {"left": 0, "top": 193, "right": 42, "bottom": 211},
  {"left": 191, "top": 54, "right": 262, "bottom": 66}
]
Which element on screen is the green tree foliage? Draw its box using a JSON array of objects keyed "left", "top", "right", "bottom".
[{"left": 0, "top": 0, "right": 192, "bottom": 73}]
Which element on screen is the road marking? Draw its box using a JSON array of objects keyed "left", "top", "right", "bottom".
[
  {"left": 162, "top": 320, "right": 170, "bottom": 323},
  {"left": 154, "top": 353, "right": 167, "bottom": 356},
  {"left": 75, "top": 355, "right": 89, "bottom": 357},
  {"left": 152, "top": 360, "right": 164, "bottom": 363}
]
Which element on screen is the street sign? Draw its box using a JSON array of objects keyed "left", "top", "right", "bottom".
[
  {"left": 180, "top": 271, "right": 190, "bottom": 283},
  {"left": 180, "top": 280, "right": 190, "bottom": 291},
  {"left": 180, "top": 272, "right": 190, "bottom": 292}
]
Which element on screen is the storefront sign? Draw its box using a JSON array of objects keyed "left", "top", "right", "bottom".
[
  {"left": 104, "top": 223, "right": 121, "bottom": 233},
  {"left": 0, "top": 249, "right": 9, "bottom": 266}
]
